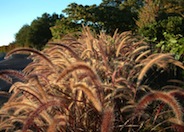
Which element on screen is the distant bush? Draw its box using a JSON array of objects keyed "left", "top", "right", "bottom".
[
  {"left": 0, "top": 43, "right": 19, "bottom": 53},
  {"left": 139, "top": 16, "right": 184, "bottom": 41},
  {"left": 156, "top": 33, "right": 184, "bottom": 61}
]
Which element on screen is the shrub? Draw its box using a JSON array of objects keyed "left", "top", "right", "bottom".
[{"left": 156, "top": 33, "right": 184, "bottom": 60}]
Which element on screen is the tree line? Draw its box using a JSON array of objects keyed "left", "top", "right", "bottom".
[{"left": 1, "top": 0, "right": 184, "bottom": 60}]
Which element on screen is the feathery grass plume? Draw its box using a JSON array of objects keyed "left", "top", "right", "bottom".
[
  {"left": 97, "top": 40, "right": 111, "bottom": 73},
  {"left": 168, "top": 79, "right": 184, "bottom": 86},
  {"left": 167, "top": 58, "right": 184, "bottom": 69},
  {"left": 0, "top": 118, "right": 16, "bottom": 131},
  {"left": 129, "top": 45, "right": 150, "bottom": 60},
  {"left": 112, "top": 29, "right": 119, "bottom": 40},
  {"left": 73, "top": 83, "right": 102, "bottom": 112},
  {"left": 32, "top": 76, "right": 48, "bottom": 102},
  {"left": 47, "top": 42, "right": 81, "bottom": 61},
  {"left": 0, "top": 74, "right": 12, "bottom": 84},
  {"left": 135, "top": 91, "right": 183, "bottom": 122},
  {"left": 152, "top": 103, "right": 165, "bottom": 124},
  {"left": 135, "top": 50, "right": 151, "bottom": 62},
  {"left": 23, "top": 63, "right": 55, "bottom": 79},
  {"left": 24, "top": 75, "right": 49, "bottom": 102},
  {"left": 7, "top": 83, "right": 26, "bottom": 102},
  {"left": 0, "top": 100, "right": 39, "bottom": 128},
  {"left": 101, "top": 108, "right": 114, "bottom": 132},
  {"left": 56, "top": 62, "right": 103, "bottom": 93},
  {"left": 5, "top": 47, "right": 56, "bottom": 72},
  {"left": 83, "top": 28, "right": 96, "bottom": 58},
  {"left": 81, "top": 49, "right": 93, "bottom": 59},
  {"left": 47, "top": 115, "right": 66, "bottom": 132},
  {"left": 169, "top": 118, "right": 184, "bottom": 132},
  {"left": 116, "top": 35, "right": 131, "bottom": 57},
  {"left": 23, "top": 62, "right": 43, "bottom": 74},
  {"left": 82, "top": 25, "right": 95, "bottom": 40},
  {"left": 22, "top": 99, "right": 68, "bottom": 132},
  {"left": 0, "top": 69, "right": 27, "bottom": 82},
  {"left": 168, "top": 89, "right": 184, "bottom": 101},
  {"left": 61, "top": 34, "right": 78, "bottom": 42},
  {"left": 137, "top": 53, "right": 183, "bottom": 86},
  {"left": 0, "top": 26, "right": 183, "bottom": 131},
  {"left": 45, "top": 46, "right": 72, "bottom": 64},
  {"left": 162, "top": 85, "right": 184, "bottom": 91},
  {"left": 0, "top": 69, "right": 27, "bottom": 84},
  {"left": 129, "top": 45, "right": 149, "bottom": 56},
  {"left": 1, "top": 101, "right": 38, "bottom": 114},
  {"left": 0, "top": 91, "right": 11, "bottom": 98},
  {"left": 9, "top": 83, "right": 43, "bottom": 104}
]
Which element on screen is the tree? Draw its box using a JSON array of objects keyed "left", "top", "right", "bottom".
[
  {"left": 63, "top": 1, "right": 140, "bottom": 34},
  {"left": 50, "top": 17, "right": 82, "bottom": 40},
  {"left": 136, "top": 0, "right": 184, "bottom": 61},
  {"left": 28, "top": 13, "right": 52, "bottom": 50},
  {"left": 15, "top": 13, "right": 63, "bottom": 50},
  {"left": 137, "top": 0, "right": 184, "bottom": 31},
  {"left": 136, "top": 0, "right": 159, "bottom": 29},
  {"left": 15, "top": 24, "right": 31, "bottom": 47}
]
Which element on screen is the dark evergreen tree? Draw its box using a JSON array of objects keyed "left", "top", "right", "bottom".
[{"left": 15, "top": 13, "right": 63, "bottom": 50}]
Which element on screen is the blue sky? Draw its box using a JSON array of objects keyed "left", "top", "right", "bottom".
[{"left": 0, "top": 0, "right": 101, "bottom": 46}]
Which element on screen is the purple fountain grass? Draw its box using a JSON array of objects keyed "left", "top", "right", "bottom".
[
  {"left": 101, "top": 108, "right": 114, "bottom": 132},
  {"left": 0, "top": 91, "right": 11, "bottom": 98},
  {"left": 0, "top": 26, "right": 183, "bottom": 131},
  {"left": 0, "top": 69, "right": 26, "bottom": 83},
  {"left": 135, "top": 91, "right": 183, "bottom": 122},
  {"left": 56, "top": 62, "right": 103, "bottom": 96},
  {"left": 0, "top": 74, "right": 12, "bottom": 84},
  {"left": 137, "top": 53, "right": 184, "bottom": 86},
  {"left": 22, "top": 99, "right": 68, "bottom": 132},
  {"left": 5, "top": 47, "right": 56, "bottom": 72},
  {"left": 73, "top": 83, "right": 102, "bottom": 112},
  {"left": 47, "top": 42, "right": 81, "bottom": 61}
]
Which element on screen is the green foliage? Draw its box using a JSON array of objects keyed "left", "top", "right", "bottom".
[
  {"left": 164, "top": 16, "right": 184, "bottom": 34},
  {"left": 139, "top": 16, "right": 184, "bottom": 40},
  {"left": 140, "top": 16, "right": 184, "bottom": 61},
  {"left": 28, "top": 14, "right": 52, "bottom": 50},
  {"left": 156, "top": 33, "right": 184, "bottom": 60},
  {"left": 15, "top": 13, "right": 63, "bottom": 50},
  {"left": 50, "top": 18, "right": 82, "bottom": 40},
  {"left": 62, "top": 3, "right": 102, "bottom": 31},
  {"left": 136, "top": 0, "right": 184, "bottom": 61},
  {"left": 15, "top": 24, "right": 31, "bottom": 47},
  {"left": 63, "top": 1, "right": 139, "bottom": 34},
  {"left": 136, "top": 0, "right": 159, "bottom": 29}
]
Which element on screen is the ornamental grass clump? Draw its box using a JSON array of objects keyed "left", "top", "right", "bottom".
[{"left": 0, "top": 26, "right": 183, "bottom": 131}]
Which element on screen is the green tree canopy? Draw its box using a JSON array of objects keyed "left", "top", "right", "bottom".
[
  {"left": 50, "top": 17, "right": 82, "bottom": 40},
  {"left": 62, "top": 0, "right": 141, "bottom": 34},
  {"left": 15, "top": 13, "right": 63, "bottom": 50},
  {"left": 136, "top": 0, "right": 184, "bottom": 61},
  {"left": 137, "top": 0, "right": 184, "bottom": 40},
  {"left": 15, "top": 24, "right": 30, "bottom": 47}
]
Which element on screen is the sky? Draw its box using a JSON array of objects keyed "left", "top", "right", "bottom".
[{"left": 0, "top": 0, "right": 102, "bottom": 46}]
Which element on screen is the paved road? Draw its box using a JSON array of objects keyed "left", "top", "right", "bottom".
[
  {"left": 0, "top": 54, "right": 32, "bottom": 91},
  {"left": 0, "top": 54, "right": 32, "bottom": 106}
]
